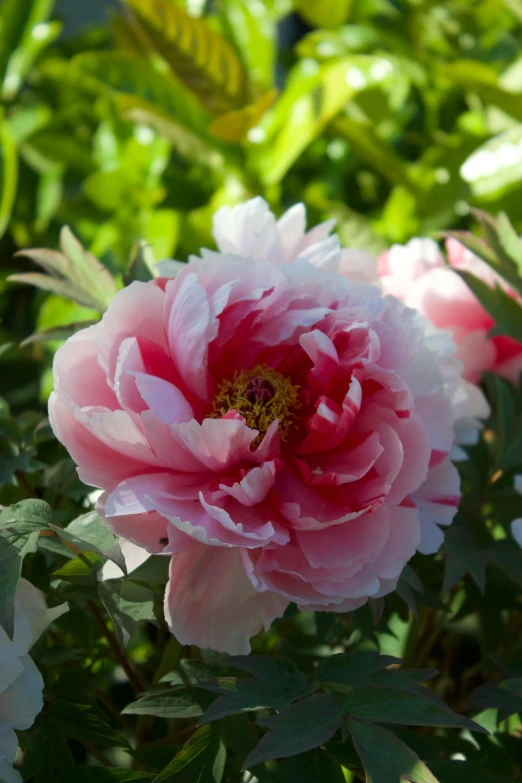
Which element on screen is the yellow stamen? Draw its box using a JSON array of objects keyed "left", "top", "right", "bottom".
[{"left": 211, "top": 364, "right": 300, "bottom": 443}]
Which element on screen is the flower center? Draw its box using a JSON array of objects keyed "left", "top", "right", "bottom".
[{"left": 211, "top": 364, "right": 300, "bottom": 442}]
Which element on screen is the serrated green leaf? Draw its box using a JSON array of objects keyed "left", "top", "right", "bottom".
[
  {"left": 347, "top": 718, "right": 440, "bottom": 783},
  {"left": 151, "top": 724, "right": 225, "bottom": 783},
  {"left": 122, "top": 689, "right": 204, "bottom": 718},
  {"left": 124, "top": 0, "right": 250, "bottom": 115},
  {"left": 244, "top": 694, "right": 343, "bottom": 768},
  {"left": 98, "top": 579, "right": 156, "bottom": 650}
]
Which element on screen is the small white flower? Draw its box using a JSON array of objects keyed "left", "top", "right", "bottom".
[{"left": 0, "top": 580, "right": 68, "bottom": 781}]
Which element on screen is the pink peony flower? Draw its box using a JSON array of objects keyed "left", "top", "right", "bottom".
[
  {"left": 377, "top": 238, "right": 522, "bottom": 385},
  {"left": 50, "top": 199, "right": 462, "bottom": 654}
]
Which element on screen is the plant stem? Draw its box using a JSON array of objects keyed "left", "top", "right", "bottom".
[
  {"left": 15, "top": 470, "right": 37, "bottom": 497},
  {"left": 87, "top": 599, "right": 146, "bottom": 694}
]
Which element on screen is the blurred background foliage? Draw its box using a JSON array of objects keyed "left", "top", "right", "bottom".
[{"left": 4, "top": 0, "right": 522, "bottom": 408}]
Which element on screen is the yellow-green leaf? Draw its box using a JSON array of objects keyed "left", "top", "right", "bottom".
[
  {"left": 210, "top": 89, "right": 277, "bottom": 142},
  {"left": 124, "top": 0, "right": 250, "bottom": 114}
]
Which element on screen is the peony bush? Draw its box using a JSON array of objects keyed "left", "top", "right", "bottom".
[
  {"left": 3, "top": 1, "right": 522, "bottom": 779},
  {"left": 3, "top": 196, "right": 522, "bottom": 781}
]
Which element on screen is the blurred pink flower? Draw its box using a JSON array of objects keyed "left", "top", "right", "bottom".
[
  {"left": 377, "top": 238, "right": 522, "bottom": 385},
  {"left": 50, "top": 199, "right": 461, "bottom": 654}
]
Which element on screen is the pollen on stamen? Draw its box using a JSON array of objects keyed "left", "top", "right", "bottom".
[{"left": 210, "top": 364, "right": 300, "bottom": 445}]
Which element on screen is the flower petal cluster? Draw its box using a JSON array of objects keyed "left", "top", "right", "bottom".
[
  {"left": 51, "top": 198, "right": 463, "bottom": 654},
  {"left": 0, "top": 580, "right": 67, "bottom": 783},
  {"left": 377, "top": 237, "right": 522, "bottom": 384}
]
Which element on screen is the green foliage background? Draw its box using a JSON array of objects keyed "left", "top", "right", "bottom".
[{"left": 3, "top": 1, "right": 522, "bottom": 782}]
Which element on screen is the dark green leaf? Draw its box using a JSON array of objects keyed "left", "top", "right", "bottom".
[
  {"left": 51, "top": 512, "right": 126, "bottom": 573},
  {"left": 343, "top": 686, "right": 487, "bottom": 733},
  {"left": 456, "top": 271, "right": 522, "bottom": 345},
  {"left": 98, "top": 579, "right": 156, "bottom": 650},
  {"left": 347, "top": 718, "right": 440, "bottom": 783},
  {"left": 21, "top": 713, "right": 75, "bottom": 783},
  {"left": 316, "top": 651, "right": 402, "bottom": 685},
  {"left": 0, "top": 526, "right": 40, "bottom": 636},
  {"left": 48, "top": 700, "right": 129, "bottom": 747},
  {"left": 57, "top": 771, "right": 154, "bottom": 782},
  {"left": 122, "top": 689, "right": 204, "bottom": 718},
  {"left": 442, "top": 528, "right": 489, "bottom": 592},
  {"left": 244, "top": 694, "right": 343, "bottom": 768},
  {"left": 281, "top": 749, "right": 346, "bottom": 782},
  {"left": 151, "top": 725, "right": 225, "bottom": 782}
]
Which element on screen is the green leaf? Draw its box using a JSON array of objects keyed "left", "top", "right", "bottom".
[
  {"left": 1, "top": 0, "right": 59, "bottom": 101},
  {"left": 347, "top": 718, "right": 440, "bottom": 783},
  {"left": 442, "top": 528, "right": 490, "bottom": 592},
  {"left": 482, "top": 373, "right": 522, "bottom": 471},
  {"left": 0, "top": 116, "right": 18, "bottom": 240},
  {"left": 295, "top": 0, "right": 353, "bottom": 29},
  {"left": 51, "top": 512, "right": 126, "bottom": 573},
  {"left": 58, "top": 226, "right": 119, "bottom": 309},
  {"left": 21, "top": 713, "right": 75, "bottom": 783},
  {"left": 455, "top": 271, "right": 522, "bottom": 345},
  {"left": 57, "top": 771, "right": 154, "bottom": 783},
  {"left": 498, "top": 677, "right": 522, "bottom": 698},
  {"left": 151, "top": 725, "right": 225, "bottom": 783},
  {"left": 316, "top": 651, "right": 401, "bottom": 685},
  {"left": 53, "top": 552, "right": 105, "bottom": 584},
  {"left": 8, "top": 272, "right": 108, "bottom": 312},
  {"left": 220, "top": 0, "right": 276, "bottom": 89},
  {"left": 281, "top": 750, "right": 346, "bottom": 782},
  {"left": 122, "top": 689, "right": 204, "bottom": 719},
  {"left": 12, "top": 227, "right": 118, "bottom": 312},
  {"left": 48, "top": 700, "right": 129, "bottom": 747},
  {"left": 0, "top": 520, "right": 41, "bottom": 636},
  {"left": 198, "top": 655, "right": 313, "bottom": 723},
  {"left": 460, "top": 128, "right": 522, "bottom": 199},
  {"left": 21, "top": 320, "right": 98, "bottom": 346},
  {"left": 332, "top": 116, "right": 417, "bottom": 192},
  {"left": 257, "top": 55, "right": 405, "bottom": 185},
  {"left": 467, "top": 679, "right": 522, "bottom": 721},
  {"left": 124, "top": 0, "right": 250, "bottom": 114},
  {"left": 0, "top": 499, "right": 53, "bottom": 532},
  {"left": 161, "top": 659, "right": 216, "bottom": 687},
  {"left": 98, "top": 579, "right": 156, "bottom": 650},
  {"left": 244, "top": 694, "right": 343, "bottom": 768},
  {"left": 72, "top": 51, "right": 217, "bottom": 157},
  {"left": 343, "top": 686, "right": 487, "bottom": 733},
  {"left": 439, "top": 61, "right": 522, "bottom": 123}
]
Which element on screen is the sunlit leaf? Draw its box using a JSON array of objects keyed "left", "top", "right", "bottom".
[{"left": 124, "top": 0, "right": 250, "bottom": 114}]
